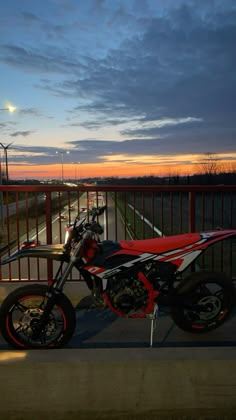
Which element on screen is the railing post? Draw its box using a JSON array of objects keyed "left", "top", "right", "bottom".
[
  {"left": 188, "top": 191, "right": 196, "bottom": 232},
  {"left": 45, "top": 191, "right": 53, "bottom": 284}
]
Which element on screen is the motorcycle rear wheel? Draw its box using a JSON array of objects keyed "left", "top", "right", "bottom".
[
  {"left": 0, "top": 284, "right": 76, "bottom": 349},
  {"left": 170, "top": 271, "right": 234, "bottom": 333}
]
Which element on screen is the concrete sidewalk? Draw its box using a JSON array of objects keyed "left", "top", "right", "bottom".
[{"left": 1, "top": 298, "right": 236, "bottom": 350}]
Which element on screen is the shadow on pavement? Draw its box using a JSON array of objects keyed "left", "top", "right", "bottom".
[{"left": 67, "top": 298, "right": 236, "bottom": 349}]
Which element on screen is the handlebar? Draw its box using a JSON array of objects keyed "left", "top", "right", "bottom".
[
  {"left": 65, "top": 205, "right": 107, "bottom": 247},
  {"left": 90, "top": 205, "right": 107, "bottom": 221}
]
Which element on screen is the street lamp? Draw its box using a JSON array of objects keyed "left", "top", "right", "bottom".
[
  {"left": 56, "top": 150, "right": 70, "bottom": 182},
  {"left": 72, "top": 161, "right": 80, "bottom": 180},
  {"left": 0, "top": 105, "right": 16, "bottom": 113}
]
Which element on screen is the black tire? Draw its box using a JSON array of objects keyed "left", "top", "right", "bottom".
[
  {"left": 0, "top": 284, "right": 76, "bottom": 349},
  {"left": 170, "top": 271, "right": 234, "bottom": 333}
]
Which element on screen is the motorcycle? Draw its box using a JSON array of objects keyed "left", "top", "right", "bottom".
[{"left": 0, "top": 205, "right": 235, "bottom": 349}]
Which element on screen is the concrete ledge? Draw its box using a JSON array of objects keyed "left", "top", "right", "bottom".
[
  {"left": 0, "top": 410, "right": 236, "bottom": 420},
  {"left": 1, "top": 347, "right": 236, "bottom": 419}
]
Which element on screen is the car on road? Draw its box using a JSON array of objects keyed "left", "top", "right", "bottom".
[
  {"left": 57, "top": 214, "right": 67, "bottom": 221},
  {"left": 20, "top": 239, "right": 41, "bottom": 249},
  {"left": 69, "top": 205, "right": 75, "bottom": 211},
  {"left": 80, "top": 207, "right": 87, "bottom": 213}
]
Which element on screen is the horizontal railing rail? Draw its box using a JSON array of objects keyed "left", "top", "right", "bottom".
[{"left": 1, "top": 184, "right": 236, "bottom": 282}]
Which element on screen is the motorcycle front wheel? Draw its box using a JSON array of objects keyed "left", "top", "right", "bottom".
[
  {"left": 0, "top": 284, "right": 76, "bottom": 349},
  {"left": 170, "top": 271, "right": 235, "bottom": 333}
]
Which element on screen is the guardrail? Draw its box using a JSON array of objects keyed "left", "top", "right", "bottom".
[{"left": 0, "top": 184, "right": 236, "bottom": 282}]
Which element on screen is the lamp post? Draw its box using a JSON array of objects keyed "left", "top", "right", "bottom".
[
  {"left": 72, "top": 161, "right": 80, "bottom": 181},
  {"left": 56, "top": 150, "right": 70, "bottom": 182}
]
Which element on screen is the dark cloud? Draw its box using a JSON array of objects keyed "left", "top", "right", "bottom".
[
  {"left": 18, "top": 108, "right": 43, "bottom": 117},
  {"left": 21, "top": 12, "right": 41, "bottom": 22},
  {"left": 10, "top": 130, "right": 36, "bottom": 137},
  {"left": 67, "top": 133, "right": 236, "bottom": 161},
  {"left": 1, "top": 3, "right": 235, "bottom": 122},
  {"left": 9, "top": 144, "right": 69, "bottom": 166},
  {"left": 0, "top": 44, "right": 86, "bottom": 75}
]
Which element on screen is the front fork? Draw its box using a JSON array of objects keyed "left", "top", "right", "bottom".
[
  {"left": 32, "top": 239, "right": 89, "bottom": 337},
  {"left": 31, "top": 289, "right": 59, "bottom": 338},
  {"left": 32, "top": 250, "right": 82, "bottom": 338}
]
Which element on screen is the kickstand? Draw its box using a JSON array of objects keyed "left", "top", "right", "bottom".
[{"left": 146, "top": 304, "right": 158, "bottom": 347}]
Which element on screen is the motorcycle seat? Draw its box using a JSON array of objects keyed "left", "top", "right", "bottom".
[{"left": 119, "top": 233, "right": 201, "bottom": 254}]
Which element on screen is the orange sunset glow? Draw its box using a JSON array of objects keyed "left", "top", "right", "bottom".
[
  {"left": 8, "top": 151, "right": 236, "bottom": 180},
  {"left": 7, "top": 162, "right": 209, "bottom": 180},
  {"left": 9, "top": 162, "right": 190, "bottom": 179}
]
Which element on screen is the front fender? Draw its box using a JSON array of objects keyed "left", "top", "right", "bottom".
[{"left": 0, "top": 244, "right": 67, "bottom": 265}]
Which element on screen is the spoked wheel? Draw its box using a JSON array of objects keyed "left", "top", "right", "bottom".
[
  {"left": 171, "top": 272, "right": 235, "bottom": 333},
  {"left": 0, "top": 285, "right": 76, "bottom": 349}
]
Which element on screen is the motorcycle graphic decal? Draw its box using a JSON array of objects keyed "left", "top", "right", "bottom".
[
  {"left": 92, "top": 252, "right": 155, "bottom": 280},
  {"left": 157, "top": 250, "right": 203, "bottom": 272}
]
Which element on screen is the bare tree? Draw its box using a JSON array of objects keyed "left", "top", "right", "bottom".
[
  {"left": 198, "top": 153, "right": 221, "bottom": 175},
  {"left": 225, "top": 160, "right": 236, "bottom": 174}
]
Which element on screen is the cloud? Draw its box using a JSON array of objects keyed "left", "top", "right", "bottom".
[
  {"left": 121, "top": 117, "right": 203, "bottom": 138},
  {"left": 8, "top": 144, "right": 66, "bottom": 165},
  {"left": 21, "top": 12, "right": 41, "bottom": 23},
  {"left": 10, "top": 130, "right": 36, "bottom": 137},
  {"left": 0, "top": 44, "right": 87, "bottom": 76},
  {"left": 48, "top": 3, "right": 235, "bottom": 148},
  {"left": 1, "top": 2, "right": 235, "bottom": 124},
  {"left": 18, "top": 108, "right": 43, "bottom": 117}
]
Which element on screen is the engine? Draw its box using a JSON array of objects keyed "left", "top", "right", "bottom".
[{"left": 106, "top": 275, "right": 150, "bottom": 315}]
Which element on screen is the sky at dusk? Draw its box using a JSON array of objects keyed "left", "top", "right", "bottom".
[{"left": 0, "top": 0, "right": 236, "bottom": 180}]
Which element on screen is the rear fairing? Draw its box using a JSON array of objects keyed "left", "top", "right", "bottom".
[
  {"left": 154, "top": 230, "right": 236, "bottom": 272},
  {"left": 0, "top": 244, "right": 66, "bottom": 265}
]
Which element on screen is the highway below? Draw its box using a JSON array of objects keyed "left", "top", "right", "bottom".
[{"left": 0, "top": 192, "right": 129, "bottom": 282}]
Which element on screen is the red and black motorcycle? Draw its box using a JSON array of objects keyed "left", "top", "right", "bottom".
[{"left": 0, "top": 205, "right": 235, "bottom": 349}]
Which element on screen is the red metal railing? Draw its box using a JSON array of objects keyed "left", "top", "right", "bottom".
[{"left": 0, "top": 184, "right": 236, "bottom": 282}]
